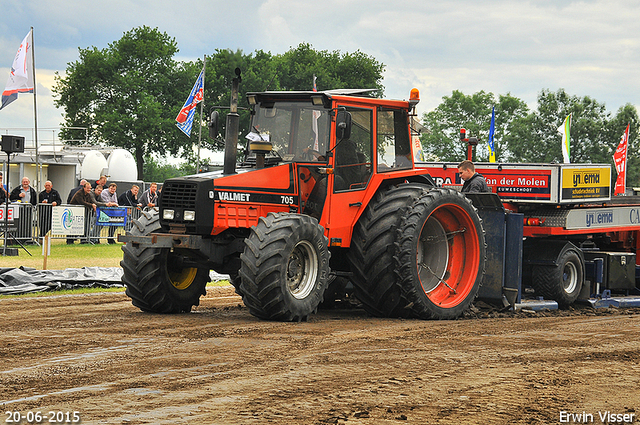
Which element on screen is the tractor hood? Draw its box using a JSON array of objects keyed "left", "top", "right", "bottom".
[{"left": 158, "top": 163, "right": 297, "bottom": 235}]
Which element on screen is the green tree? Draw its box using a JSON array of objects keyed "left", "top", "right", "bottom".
[
  {"left": 194, "top": 43, "right": 385, "bottom": 160},
  {"left": 53, "top": 26, "right": 192, "bottom": 179},
  {"left": 420, "top": 90, "right": 529, "bottom": 162},
  {"left": 142, "top": 155, "right": 184, "bottom": 182},
  {"left": 504, "top": 89, "right": 612, "bottom": 164},
  {"left": 275, "top": 42, "right": 385, "bottom": 95}
]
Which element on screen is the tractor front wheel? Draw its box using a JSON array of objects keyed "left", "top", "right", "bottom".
[
  {"left": 239, "top": 213, "right": 330, "bottom": 321},
  {"left": 121, "top": 210, "right": 209, "bottom": 313}
]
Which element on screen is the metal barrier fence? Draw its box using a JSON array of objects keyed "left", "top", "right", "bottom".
[{"left": 0, "top": 204, "right": 142, "bottom": 246}]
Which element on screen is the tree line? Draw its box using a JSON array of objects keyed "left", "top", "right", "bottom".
[
  {"left": 53, "top": 26, "right": 638, "bottom": 186},
  {"left": 421, "top": 89, "right": 639, "bottom": 186},
  {"left": 52, "top": 26, "right": 384, "bottom": 180}
]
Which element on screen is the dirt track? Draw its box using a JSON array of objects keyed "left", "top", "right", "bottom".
[{"left": 1, "top": 286, "right": 640, "bottom": 424}]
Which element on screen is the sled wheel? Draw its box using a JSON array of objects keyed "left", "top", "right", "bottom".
[
  {"left": 396, "top": 189, "right": 486, "bottom": 319},
  {"left": 348, "top": 183, "right": 432, "bottom": 317},
  {"left": 227, "top": 271, "right": 244, "bottom": 297},
  {"left": 121, "top": 209, "right": 209, "bottom": 313},
  {"left": 532, "top": 249, "right": 583, "bottom": 308},
  {"left": 239, "top": 213, "right": 330, "bottom": 322}
]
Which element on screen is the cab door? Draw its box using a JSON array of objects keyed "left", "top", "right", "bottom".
[{"left": 325, "top": 105, "right": 374, "bottom": 246}]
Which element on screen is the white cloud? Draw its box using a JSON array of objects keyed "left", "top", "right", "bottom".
[{"left": 0, "top": 0, "right": 639, "bottom": 141}]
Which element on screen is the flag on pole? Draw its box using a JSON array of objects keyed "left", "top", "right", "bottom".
[
  {"left": 558, "top": 113, "right": 571, "bottom": 163},
  {"left": 613, "top": 123, "right": 630, "bottom": 196},
  {"left": 488, "top": 106, "right": 496, "bottom": 163},
  {"left": 1, "top": 30, "right": 34, "bottom": 111},
  {"left": 176, "top": 69, "right": 205, "bottom": 137},
  {"left": 312, "top": 74, "right": 320, "bottom": 151}
]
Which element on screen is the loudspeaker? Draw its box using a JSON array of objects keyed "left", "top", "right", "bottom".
[{"left": 1, "top": 135, "right": 25, "bottom": 154}]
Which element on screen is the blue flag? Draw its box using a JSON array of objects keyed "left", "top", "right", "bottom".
[
  {"left": 176, "top": 69, "right": 204, "bottom": 137},
  {"left": 488, "top": 106, "right": 496, "bottom": 162}
]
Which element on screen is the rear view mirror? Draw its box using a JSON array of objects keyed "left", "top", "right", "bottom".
[
  {"left": 208, "top": 110, "right": 219, "bottom": 139},
  {"left": 335, "top": 110, "right": 352, "bottom": 141}
]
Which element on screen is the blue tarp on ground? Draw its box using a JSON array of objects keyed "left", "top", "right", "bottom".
[{"left": 0, "top": 267, "right": 124, "bottom": 295}]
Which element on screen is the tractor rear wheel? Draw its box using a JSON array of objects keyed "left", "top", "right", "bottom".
[
  {"left": 121, "top": 210, "right": 209, "bottom": 313},
  {"left": 348, "top": 183, "right": 431, "bottom": 317},
  {"left": 396, "top": 189, "right": 486, "bottom": 320},
  {"left": 239, "top": 213, "right": 330, "bottom": 321}
]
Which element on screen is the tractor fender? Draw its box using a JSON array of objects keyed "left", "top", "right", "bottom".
[{"left": 523, "top": 239, "right": 585, "bottom": 268}]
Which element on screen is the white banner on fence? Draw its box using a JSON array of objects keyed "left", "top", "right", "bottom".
[
  {"left": 52, "top": 206, "right": 85, "bottom": 236},
  {"left": 0, "top": 205, "right": 19, "bottom": 221}
]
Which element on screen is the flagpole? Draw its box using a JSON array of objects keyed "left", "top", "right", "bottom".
[
  {"left": 196, "top": 56, "right": 206, "bottom": 173},
  {"left": 30, "top": 27, "right": 40, "bottom": 191}
]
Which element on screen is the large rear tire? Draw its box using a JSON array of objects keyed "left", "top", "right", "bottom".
[
  {"left": 532, "top": 249, "right": 583, "bottom": 308},
  {"left": 239, "top": 213, "right": 330, "bottom": 322},
  {"left": 396, "top": 189, "right": 486, "bottom": 320},
  {"left": 121, "top": 210, "right": 209, "bottom": 313},
  {"left": 348, "top": 183, "right": 432, "bottom": 317}
]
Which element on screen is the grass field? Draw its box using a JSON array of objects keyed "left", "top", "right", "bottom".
[{"left": 0, "top": 242, "right": 123, "bottom": 270}]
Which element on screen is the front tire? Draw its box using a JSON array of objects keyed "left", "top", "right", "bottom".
[
  {"left": 395, "top": 189, "right": 486, "bottom": 320},
  {"left": 239, "top": 213, "right": 330, "bottom": 321},
  {"left": 121, "top": 210, "right": 209, "bottom": 313}
]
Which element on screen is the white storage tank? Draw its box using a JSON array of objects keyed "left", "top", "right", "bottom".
[
  {"left": 81, "top": 150, "right": 108, "bottom": 181},
  {"left": 106, "top": 149, "right": 137, "bottom": 181}
]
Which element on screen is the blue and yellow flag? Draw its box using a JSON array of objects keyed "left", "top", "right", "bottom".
[{"left": 488, "top": 106, "right": 496, "bottom": 162}]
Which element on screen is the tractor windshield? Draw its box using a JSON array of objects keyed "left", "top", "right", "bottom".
[{"left": 249, "top": 102, "right": 331, "bottom": 162}]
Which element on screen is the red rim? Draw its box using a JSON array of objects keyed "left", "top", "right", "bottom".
[{"left": 418, "top": 203, "right": 480, "bottom": 308}]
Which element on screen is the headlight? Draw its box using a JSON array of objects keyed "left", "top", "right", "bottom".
[
  {"left": 184, "top": 210, "right": 195, "bottom": 221},
  {"left": 163, "top": 209, "right": 175, "bottom": 220}
]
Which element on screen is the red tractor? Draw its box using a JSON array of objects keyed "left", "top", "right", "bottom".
[{"left": 120, "top": 75, "right": 487, "bottom": 321}]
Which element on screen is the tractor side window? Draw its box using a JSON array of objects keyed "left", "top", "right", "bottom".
[
  {"left": 376, "top": 108, "right": 412, "bottom": 172},
  {"left": 334, "top": 107, "right": 373, "bottom": 192}
]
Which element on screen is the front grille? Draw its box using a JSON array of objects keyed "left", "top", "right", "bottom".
[{"left": 161, "top": 182, "right": 198, "bottom": 209}]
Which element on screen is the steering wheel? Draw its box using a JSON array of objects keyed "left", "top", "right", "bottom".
[{"left": 300, "top": 148, "right": 322, "bottom": 161}]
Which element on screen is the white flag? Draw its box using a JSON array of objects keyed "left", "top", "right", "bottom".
[
  {"left": 557, "top": 113, "right": 571, "bottom": 163},
  {"left": 1, "top": 30, "right": 34, "bottom": 110}
]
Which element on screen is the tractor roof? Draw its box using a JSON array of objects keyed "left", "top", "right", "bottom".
[
  {"left": 246, "top": 89, "right": 377, "bottom": 101},
  {"left": 246, "top": 89, "right": 413, "bottom": 110}
]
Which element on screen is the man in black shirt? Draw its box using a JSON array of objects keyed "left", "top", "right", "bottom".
[
  {"left": 458, "top": 160, "right": 490, "bottom": 193},
  {"left": 38, "top": 180, "right": 63, "bottom": 237}
]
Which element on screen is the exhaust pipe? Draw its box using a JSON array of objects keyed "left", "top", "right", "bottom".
[{"left": 223, "top": 68, "right": 241, "bottom": 175}]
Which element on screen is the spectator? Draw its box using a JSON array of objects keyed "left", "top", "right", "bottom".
[
  {"left": 458, "top": 160, "right": 491, "bottom": 193},
  {"left": 10, "top": 177, "right": 37, "bottom": 242},
  {"left": 10, "top": 176, "right": 37, "bottom": 205},
  {"left": 138, "top": 182, "right": 158, "bottom": 209},
  {"left": 70, "top": 182, "right": 96, "bottom": 244},
  {"left": 38, "top": 180, "right": 63, "bottom": 237},
  {"left": 101, "top": 183, "right": 119, "bottom": 244},
  {"left": 67, "top": 179, "right": 87, "bottom": 204},
  {"left": 89, "top": 185, "right": 115, "bottom": 244},
  {"left": 0, "top": 172, "right": 7, "bottom": 205},
  {"left": 91, "top": 175, "right": 108, "bottom": 190},
  {"left": 39, "top": 180, "right": 62, "bottom": 205},
  {"left": 118, "top": 184, "right": 140, "bottom": 207}
]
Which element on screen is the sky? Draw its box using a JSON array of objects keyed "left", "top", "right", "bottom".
[{"left": 0, "top": 0, "right": 638, "bottom": 151}]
